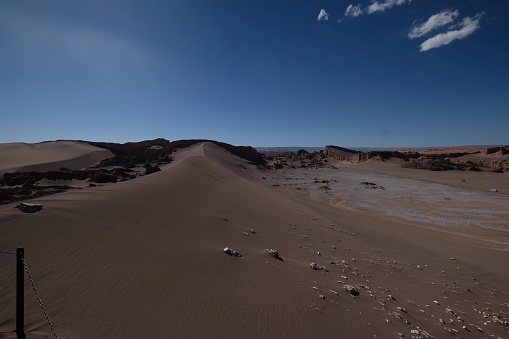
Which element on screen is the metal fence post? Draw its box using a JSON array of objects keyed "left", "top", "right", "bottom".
[{"left": 16, "top": 248, "right": 25, "bottom": 339}]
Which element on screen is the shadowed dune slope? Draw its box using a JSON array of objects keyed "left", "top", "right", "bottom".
[{"left": 0, "top": 142, "right": 508, "bottom": 338}]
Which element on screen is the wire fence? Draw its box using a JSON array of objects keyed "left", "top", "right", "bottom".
[{"left": 1, "top": 249, "right": 58, "bottom": 338}]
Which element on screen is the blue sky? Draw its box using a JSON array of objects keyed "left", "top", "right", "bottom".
[{"left": 1, "top": 0, "right": 508, "bottom": 147}]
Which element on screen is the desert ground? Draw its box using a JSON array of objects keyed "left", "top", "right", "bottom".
[{"left": 0, "top": 141, "right": 508, "bottom": 338}]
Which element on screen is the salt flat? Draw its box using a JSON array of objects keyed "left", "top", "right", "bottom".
[{"left": 265, "top": 166, "right": 509, "bottom": 232}]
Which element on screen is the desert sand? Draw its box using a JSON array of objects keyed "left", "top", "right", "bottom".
[
  {"left": 1, "top": 142, "right": 508, "bottom": 338},
  {"left": 0, "top": 141, "right": 114, "bottom": 175}
]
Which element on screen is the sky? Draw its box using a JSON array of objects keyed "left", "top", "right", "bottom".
[{"left": 1, "top": 0, "right": 508, "bottom": 147}]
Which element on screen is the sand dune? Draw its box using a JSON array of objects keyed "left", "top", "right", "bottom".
[
  {"left": 0, "top": 141, "right": 114, "bottom": 175},
  {"left": 1, "top": 142, "right": 508, "bottom": 338}
]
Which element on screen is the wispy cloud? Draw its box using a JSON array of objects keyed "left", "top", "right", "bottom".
[
  {"left": 419, "top": 13, "right": 484, "bottom": 52},
  {"left": 317, "top": 9, "right": 329, "bottom": 21},
  {"left": 344, "top": 0, "right": 412, "bottom": 19},
  {"left": 345, "top": 5, "right": 363, "bottom": 18},
  {"left": 409, "top": 10, "right": 459, "bottom": 39},
  {"left": 366, "top": 0, "right": 412, "bottom": 14}
]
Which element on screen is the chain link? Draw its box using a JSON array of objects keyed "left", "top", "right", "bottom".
[
  {"left": 22, "top": 258, "right": 58, "bottom": 339},
  {"left": 0, "top": 250, "right": 16, "bottom": 255}
]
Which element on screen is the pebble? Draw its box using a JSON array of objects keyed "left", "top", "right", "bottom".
[
  {"left": 267, "top": 249, "right": 283, "bottom": 261},
  {"left": 223, "top": 247, "right": 241, "bottom": 257},
  {"left": 310, "top": 263, "right": 328, "bottom": 271}
]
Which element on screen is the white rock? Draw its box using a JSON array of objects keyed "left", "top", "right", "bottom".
[{"left": 223, "top": 247, "right": 241, "bottom": 257}]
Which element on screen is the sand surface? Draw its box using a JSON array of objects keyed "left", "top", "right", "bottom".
[
  {"left": 0, "top": 141, "right": 114, "bottom": 175},
  {"left": 1, "top": 142, "right": 508, "bottom": 338}
]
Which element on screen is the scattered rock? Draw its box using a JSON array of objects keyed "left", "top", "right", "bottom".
[
  {"left": 223, "top": 247, "right": 241, "bottom": 257},
  {"left": 310, "top": 263, "right": 328, "bottom": 272},
  {"left": 266, "top": 249, "right": 283, "bottom": 261},
  {"left": 344, "top": 285, "right": 360, "bottom": 296},
  {"left": 362, "top": 182, "right": 385, "bottom": 190},
  {"left": 16, "top": 202, "right": 43, "bottom": 213}
]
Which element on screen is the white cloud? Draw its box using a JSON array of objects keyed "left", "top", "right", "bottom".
[
  {"left": 317, "top": 9, "right": 329, "bottom": 21},
  {"left": 344, "top": 0, "right": 411, "bottom": 19},
  {"left": 345, "top": 4, "right": 363, "bottom": 18},
  {"left": 419, "top": 13, "right": 484, "bottom": 52},
  {"left": 409, "top": 10, "right": 459, "bottom": 39},
  {"left": 367, "top": 0, "right": 412, "bottom": 14}
]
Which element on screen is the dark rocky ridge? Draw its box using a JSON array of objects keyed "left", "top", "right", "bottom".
[{"left": 87, "top": 138, "right": 265, "bottom": 165}]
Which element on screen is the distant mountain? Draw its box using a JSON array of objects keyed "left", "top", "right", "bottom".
[
  {"left": 255, "top": 147, "right": 324, "bottom": 152},
  {"left": 256, "top": 145, "right": 506, "bottom": 153}
]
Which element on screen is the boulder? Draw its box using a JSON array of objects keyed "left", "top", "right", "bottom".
[
  {"left": 16, "top": 202, "right": 43, "bottom": 213},
  {"left": 144, "top": 164, "right": 161, "bottom": 175},
  {"left": 344, "top": 285, "right": 360, "bottom": 296}
]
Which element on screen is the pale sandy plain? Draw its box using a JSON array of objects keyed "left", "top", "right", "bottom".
[{"left": 1, "top": 141, "right": 508, "bottom": 338}]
